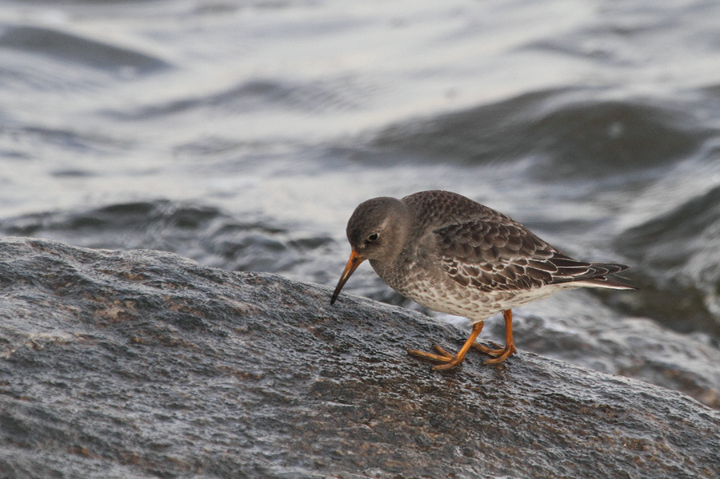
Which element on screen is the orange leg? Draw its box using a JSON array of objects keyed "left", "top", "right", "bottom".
[
  {"left": 472, "top": 309, "right": 516, "bottom": 364},
  {"left": 408, "top": 321, "right": 484, "bottom": 370}
]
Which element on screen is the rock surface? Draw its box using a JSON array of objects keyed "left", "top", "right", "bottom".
[{"left": 1, "top": 237, "right": 719, "bottom": 478}]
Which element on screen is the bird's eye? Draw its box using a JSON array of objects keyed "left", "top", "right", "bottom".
[{"left": 367, "top": 233, "right": 379, "bottom": 242}]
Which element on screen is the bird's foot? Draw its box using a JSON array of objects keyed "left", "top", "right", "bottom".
[
  {"left": 472, "top": 341, "right": 516, "bottom": 364},
  {"left": 407, "top": 345, "right": 466, "bottom": 370},
  {"left": 471, "top": 341, "right": 504, "bottom": 356},
  {"left": 408, "top": 322, "right": 484, "bottom": 371}
]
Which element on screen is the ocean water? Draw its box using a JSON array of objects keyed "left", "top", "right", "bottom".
[{"left": 1, "top": 0, "right": 720, "bottom": 407}]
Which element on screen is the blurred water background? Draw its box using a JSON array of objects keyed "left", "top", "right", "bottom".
[{"left": 1, "top": 0, "right": 720, "bottom": 408}]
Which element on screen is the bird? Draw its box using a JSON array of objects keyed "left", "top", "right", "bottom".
[{"left": 330, "top": 190, "right": 635, "bottom": 370}]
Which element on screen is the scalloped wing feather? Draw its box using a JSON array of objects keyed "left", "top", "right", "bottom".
[{"left": 433, "top": 219, "right": 635, "bottom": 293}]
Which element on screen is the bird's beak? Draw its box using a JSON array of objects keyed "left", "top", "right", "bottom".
[{"left": 330, "top": 250, "right": 365, "bottom": 305}]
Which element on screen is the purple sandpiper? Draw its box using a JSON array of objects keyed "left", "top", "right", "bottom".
[{"left": 330, "top": 190, "right": 635, "bottom": 370}]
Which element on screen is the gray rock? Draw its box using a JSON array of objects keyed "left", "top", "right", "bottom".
[{"left": 0, "top": 237, "right": 718, "bottom": 479}]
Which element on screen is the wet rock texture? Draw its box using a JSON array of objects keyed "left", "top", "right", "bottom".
[{"left": 1, "top": 237, "right": 719, "bottom": 479}]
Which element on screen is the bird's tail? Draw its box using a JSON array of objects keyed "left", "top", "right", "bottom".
[{"left": 547, "top": 254, "right": 638, "bottom": 290}]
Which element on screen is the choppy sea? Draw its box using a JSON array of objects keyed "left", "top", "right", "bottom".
[{"left": 1, "top": 0, "right": 720, "bottom": 407}]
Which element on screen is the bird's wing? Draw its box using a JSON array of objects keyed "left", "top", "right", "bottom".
[{"left": 431, "top": 218, "right": 630, "bottom": 292}]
